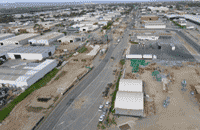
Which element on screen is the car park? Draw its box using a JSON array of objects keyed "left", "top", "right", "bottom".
[{"left": 99, "top": 105, "right": 104, "bottom": 111}]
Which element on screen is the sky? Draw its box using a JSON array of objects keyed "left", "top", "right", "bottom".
[{"left": 0, "top": 0, "right": 186, "bottom": 3}]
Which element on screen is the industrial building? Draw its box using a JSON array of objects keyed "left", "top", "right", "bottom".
[
  {"left": 0, "top": 33, "right": 40, "bottom": 46},
  {"left": 7, "top": 46, "right": 55, "bottom": 60},
  {"left": 147, "top": 6, "right": 169, "bottom": 12},
  {"left": 145, "top": 21, "right": 166, "bottom": 29},
  {"left": 136, "top": 33, "right": 159, "bottom": 40},
  {"left": 0, "top": 45, "right": 20, "bottom": 60},
  {"left": 0, "top": 33, "right": 15, "bottom": 41},
  {"left": 114, "top": 79, "right": 144, "bottom": 117},
  {"left": 28, "top": 32, "right": 64, "bottom": 45},
  {"left": 57, "top": 36, "right": 83, "bottom": 43},
  {"left": 0, "top": 59, "right": 57, "bottom": 90}
]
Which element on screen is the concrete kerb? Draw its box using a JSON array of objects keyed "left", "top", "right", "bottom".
[{"left": 32, "top": 116, "right": 45, "bottom": 130}]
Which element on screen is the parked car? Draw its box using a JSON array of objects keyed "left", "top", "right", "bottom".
[
  {"left": 103, "top": 108, "right": 108, "bottom": 115},
  {"left": 99, "top": 105, "right": 104, "bottom": 111},
  {"left": 99, "top": 114, "right": 105, "bottom": 122},
  {"left": 105, "top": 101, "right": 110, "bottom": 107}
]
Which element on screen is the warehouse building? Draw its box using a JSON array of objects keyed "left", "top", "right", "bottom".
[
  {"left": 145, "top": 22, "right": 166, "bottom": 29},
  {"left": 0, "top": 33, "right": 40, "bottom": 46},
  {"left": 0, "top": 59, "right": 57, "bottom": 91},
  {"left": 0, "top": 45, "right": 20, "bottom": 60},
  {"left": 57, "top": 36, "right": 83, "bottom": 43},
  {"left": 136, "top": 33, "right": 159, "bottom": 40},
  {"left": 28, "top": 32, "right": 64, "bottom": 46},
  {"left": 7, "top": 46, "right": 55, "bottom": 60},
  {"left": 0, "top": 33, "right": 15, "bottom": 41},
  {"left": 114, "top": 79, "right": 144, "bottom": 117}
]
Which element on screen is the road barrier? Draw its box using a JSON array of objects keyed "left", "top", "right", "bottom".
[{"left": 32, "top": 116, "right": 44, "bottom": 130}]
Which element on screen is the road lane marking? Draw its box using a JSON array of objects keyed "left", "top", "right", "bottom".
[{"left": 52, "top": 70, "right": 111, "bottom": 130}]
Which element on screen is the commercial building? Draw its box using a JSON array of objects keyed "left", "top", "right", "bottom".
[
  {"left": 7, "top": 46, "right": 55, "bottom": 60},
  {"left": 0, "top": 59, "right": 57, "bottom": 90},
  {"left": 28, "top": 32, "right": 64, "bottom": 45},
  {"left": 147, "top": 6, "right": 169, "bottom": 12},
  {"left": 114, "top": 79, "right": 144, "bottom": 117},
  {"left": 0, "top": 33, "right": 40, "bottom": 46}
]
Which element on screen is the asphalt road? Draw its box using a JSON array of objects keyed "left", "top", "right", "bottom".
[
  {"left": 37, "top": 40, "right": 115, "bottom": 130},
  {"left": 37, "top": 17, "right": 130, "bottom": 130},
  {"left": 129, "top": 36, "right": 196, "bottom": 62}
]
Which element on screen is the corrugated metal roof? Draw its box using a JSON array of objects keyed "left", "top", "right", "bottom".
[
  {"left": 0, "top": 33, "right": 39, "bottom": 42},
  {"left": 119, "top": 79, "right": 143, "bottom": 93},
  {"left": 8, "top": 46, "right": 55, "bottom": 53},
  {"left": 115, "top": 91, "right": 144, "bottom": 110},
  {"left": 0, "top": 45, "right": 20, "bottom": 55},
  {"left": 30, "top": 32, "right": 63, "bottom": 41}
]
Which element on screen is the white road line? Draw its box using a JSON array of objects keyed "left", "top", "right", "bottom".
[
  {"left": 53, "top": 68, "right": 110, "bottom": 130},
  {"left": 62, "top": 88, "right": 104, "bottom": 130},
  {"left": 62, "top": 72, "right": 112, "bottom": 129},
  {"left": 51, "top": 29, "right": 124, "bottom": 130},
  {"left": 82, "top": 111, "right": 99, "bottom": 130}
]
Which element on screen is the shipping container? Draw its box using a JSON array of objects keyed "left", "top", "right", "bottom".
[{"left": 126, "top": 54, "right": 142, "bottom": 59}]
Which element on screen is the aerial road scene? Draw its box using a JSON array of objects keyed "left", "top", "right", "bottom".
[{"left": 0, "top": 0, "right": 200, "bottom": 130}]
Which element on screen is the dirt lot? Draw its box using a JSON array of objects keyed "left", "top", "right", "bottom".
[
  {"left": 0, "top": 48, "right": 95, "bottom": 130},
  {"left": 107, "top": 61, "right": 200, "bottom": 130}
]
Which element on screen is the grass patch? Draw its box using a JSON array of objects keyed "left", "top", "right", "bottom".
[
  {"left": 81, "top": 59, "right": 86, "bottom": 62},
  {"left": 78, "top": 46, "right": 87, "bottom": 53},
  {"left": 26, "top": 106, "right": 43, "bottom": 113},
  {"left": 130, "top": 41, "right": 138, "bottom": 44},
  {"left": 54, "top": 71, "right": 67, "bottom": 81},
  {"left": 0, "top": 68, "right": 59, "bottom": 123},
  {"left": 111, "top": 71, "right": 122, "bottom": 113},
  {"left": 120, "top": 59, "right": 125, "bottom": 66},
  {"left": 170, "top": 20, "right": 186, "bottom": 29}
]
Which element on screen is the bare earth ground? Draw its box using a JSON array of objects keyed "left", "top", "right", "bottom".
[
  {"left": 108, "top": 61, "right": 200, "bottom": 130},
  {"left": 0, "top": 47, "right": 95, "bottom": 130}
]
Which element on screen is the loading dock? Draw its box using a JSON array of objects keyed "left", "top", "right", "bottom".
[{"left": 14, "top": 55, "right": 21, "bottom": 59}]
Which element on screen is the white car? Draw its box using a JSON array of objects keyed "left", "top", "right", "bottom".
[
  {"left": 99, "top": 114, "right": 105, "bottom": 122},
  {"left": 105, "top": 101, "right": 110, "bottom": 107},
  {"left": 98, "top": 105, "right": 104, "bottom": 111}
]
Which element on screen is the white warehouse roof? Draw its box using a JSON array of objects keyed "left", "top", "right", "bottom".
[
  {"left": 115, "top": 91, "right": 144, "bottom": 110},
  {"left": 119, "top": 79, "right": 143, "bottom": 92},
  {"left": 0, "top": 33, "right": 39, "bottom": 42},
  {"left": 0, "top": 45, "right": 21, "bottom": 55},
  {"left": 30, "top": 32, "right": 63, "bottom": 40},
  {"left": 0, "top": 59, "right": 57, "bottom": 88},
  {"left": 7, "top": 46, "right": 55, "bottom": 53},
  {"left": 0, "top": 33, "right": 15, "bottom": 41}
]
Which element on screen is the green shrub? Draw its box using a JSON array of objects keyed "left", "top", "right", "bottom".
[
  {"left": 78, "top": 46, "right": 87, "bottom": 53},
  {"left": 120, "top": 59, "right": 125, "bottom": 66}
]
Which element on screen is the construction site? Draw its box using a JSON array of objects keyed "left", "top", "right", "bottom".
[{"left": 104, "top": 57, "right": 200, "bottom": 130}]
